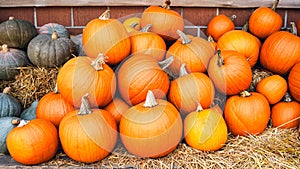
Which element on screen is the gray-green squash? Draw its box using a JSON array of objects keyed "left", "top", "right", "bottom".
[
  {"left": 20, "top": 100, "right": 37, "bottom": 120},
  {"left": 0, "top": 117, "right": 21, "bottom": 154},
  {"left": 0, "top": 87, "right": 22, "bottom": 118},
  {"left": 39, "top": 23, "right": 70, "bottom": 38}
]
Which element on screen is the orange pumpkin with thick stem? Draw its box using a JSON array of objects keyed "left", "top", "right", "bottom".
[
  {"left": 166, "top": 30, "right": 215, "bottom": 77},
  {"left": 256, "top": 75, "right": 287, "bottom": 105},
  {"left": 6, "top": 119, "right": 59, "bottom": 165},
  {"left": 59, "top": 94, "right": 118, "bottom": 163},
  {"left": 288, "top": 62, "right": 300, "bottom": 102},
  {"left": 206, "top": 14, "right": 236, "bottom": 41},
  {"left": 271, "top": 93, "right": 300, "bottom": 129},
  {"left": 217, "top": 30, "right": 261, "bottom": 67},
  {"left": 260, "top": 22, "right": 300, "bottom": 75},
  {"left": 249, "top": 0, "right": 283, "bottom": 39},
  {"left": 168, "top": 64, "right": 215, "bottom": 115},
  {"left": 104, "top": 96, "right": 130, "bottom": 124},
  {"left": 82, "top": 9, "right": 131, "bottom": 65},
  {"left": 57, "top": 54, "right": 116, "bottom": 108},
  {"left": 120, "top": 90, "right": 182, "bottom": 158},
  {"left": 129, "top": 24, "right": 166, "bottom": 61},
  {"left": 207, "top": 50, "right": 252, "bottom": 95},
  {"left": 184, "top": 103, "right": 228, "bottom": 151},
  {"left": 36, "top": 85, "right": 75, "bottom": 127},
  {"left": 140, "top": 0, "right": 184, "bottom": 40},
  {"left": 224, "top": 91, "right": 271, "bottom": 136}
]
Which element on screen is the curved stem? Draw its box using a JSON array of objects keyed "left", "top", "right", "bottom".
[
  {"left": 130, "top": 22, "right": 139, "bottom": 29},
  {"left": 242, "top": 21, "right": 249, "bottom": 32},
  {"left": 143, "top": 90, "right": 158, "bottom": 108},
  {"left": 3, "top": 87, "right": 11, "bottom": 94},
  {"left": 140, "top": 24, "right": 152, "bottom": 32},
  {"left": 54, "top": 84, "right": 59, "bottom": 94},
  {"left": 99, "top": 8, "right": 110, "bottom": 20},
  {"left": 179, "top": 64, "right": 188, "bottom": 77},
  {"left": 1, "top": 44, "right": 8, "bottom": 52},
  {"left": 290, "top": 22, "right": 297, "bottom": 36},
  {"left": 272, "top": 0, "right": 280, "bottom": 11},
  {"left": 207, "top": 35, "right": 215, "bottom": 43},
  {"left": 17, "top": 120, "right": 29, "bottom": 127},
  {"left": 52, "top": 31, "right": 58, "bottom": 40},
  {"left": 161, "top": 0, "right": 171, "bottom": 9},
  {"left": 196, "top": 102, "right": 203, "bottom": 112},
  {"left": 158, "top": 56, "right": 174, "bottom": 70},
  {"left": 11, "top": 118, "right": 20, "bottom": 125},
  {"left": 78, "top": 94, "right": 92, "bottom": 115},
  {"left": 91, "top": 53, "right": 108, "bottom": 71},
  {"left": 177, "top": 30, "right": 191, "bottom": 44},
  {"left": 239, "top": 90, "right": 252, "bottom": 97},
  {"left": 283, "top": 92, "right": 292, "bottom": 102},
  {"left": 229, "top": 15, "right": 236, "bottom": 21},
  {"left": 9, "top": 16, "right": 14, "bottom": 20},
  {"left": 217, "top": 50, "right": 224, "bottom": 67}
]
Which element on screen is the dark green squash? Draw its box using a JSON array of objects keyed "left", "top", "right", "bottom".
[
  {"left": 39, "top": 23, "right": 70, "bottom": 38},
  {"left": 71, "top": 34, "right": 86, "bottom": 56},
  {"left": 0, "top": 44, "right": 29, "bottom": 80},
  {"left": 0, "top": 16, "right": 37, "bottom": 49},
  {"left": 20, "top": 100, "right": 37, "bottom": 120},
  {"left": 0, "top": 117, "right": 21, "bottom": 154},
  {"left": 27, "top": 31, "right": 75, "bottom": 67},
  {"left": 0, "top": 87, "right": 22, "bottom": 118}
]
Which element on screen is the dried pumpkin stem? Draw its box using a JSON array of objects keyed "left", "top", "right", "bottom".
[
  {"left": 79, "top": 94, "right": 92, "bottom": 115},
  {"left": 179, "top": 64, "right": 188, "bottom": 77},
  {"left": 207, "top": 35, "right": 215, "bottom": 43},
  {"left": 196, "top": 102, "right": 204, "bottom": 112},
  {"left": 17, "top": 119, "right": 29, "bottom": 127},
  {"left": 177, "top": 30, "right": 191, "bottom": 44},
  {"left": 290, "top": 22, "right": 297, "bottom": 36},
  {"left": 229, "top": 15, "right": 236, "bottom": 21},
  {"left": 140, "top": 24, "right": 152, "bottom": 32},
  {"left": 143, "top": 90, "right": 158, "bottom": 108},
  {"left": 272, "top": 0, "right": 280, "bottom": 11},
  {"left": 158, "top": 56, "right": 174, "bottom": 70},
  {"left": 130, "top": 22, "right": 139, "bottom": 29},
  {"left": 242, "top": 21, "right": 249, "bottom": 32},
  {"left": 217, "top": 50, "right": 224, "bottom": 67},
  {"left": 91, "top": 53, "right": 108, "bottom": 71},
  {"left": 11, "top": 119, "right": 20, "bottom": 125},
  {"left": 52, "top": 31, "right": 58, "bottom": 40},
  {"left": 162, "top": 0, "right": 171, "bottom": 9},
  {"left": 3, "top": 87, "right": 11, "bottom": 94},
  {"left": 8, "top": 16, "right": 14, "bottom": 20},
  {"left": 283, "top": 92, "right": 292, "bottom": 102},
  {"left": 99, "top": 9, "right": 110, "bottom": 20},
  {"left": 239, "top": 90, "right": 252, "bottom": 97},
  {"left": 1, "top": 44, "right": 8, "bottom": 52},
  {"left": 54, "top": 84, "right": 59, "bottom": 94}
]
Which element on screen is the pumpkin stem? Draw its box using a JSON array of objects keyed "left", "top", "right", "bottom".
[
  {"left": 239, "top": 90, "right": 252, "bottom": 97},
  {"left": 91, "top": 53, "right": 108, "bottom": 71},
  {"left": 283, "top": 92, "right": 293, "bottom": 102},
  {"left": 1, "top": 44, "right": 8, "bottom": 52},
  {"left": 162, "top": 0, "right": 171, "bottom": 9},
  {"left": 3, "top": 87, "right": 11, "bottom": 94},
  {"left": 290, "top": 22, "right": 297, "bottom": 36},
  {"left": 271, "top": 0, "right": 280, "bottom": 11},
  {"left": 17, "top": 120, "right": 29, "bottom": 127},
  {"left": 54, "top": 84, "right": 59, "bottom": 94},
  {"left": 242, "top": 21, "right": 249, "bottom": 32},
  {"left": 229, "top": 15, "right": 236, "bottom": 21},
  {"left": 8, "top": 16, "right": 14, "bottom": 20},
  {"left": 207, "top": 35, "right": 215, "bottom": 43},
  {"left": 130, "top": 22, "right": 139, "bottom": 29},
  {"left": 177, "top": 30, "right": 191, "bottom": 45},
  {"left": 143, "top": 90, "right": 158, "bottom": 108},
  {"left": 196, "top": 102, "right": 204, "bottom": 112},
  {"left": 179, "top": 64, "right": 189, "bottom": 77},
  {"left": 52, "top": 31, "right": 59, "bottom": 40},
  {"left": 217, "top": 50, "right": 224, "bottom": 67},
  {"left": 11, "top": 119, "right": 20, "bottom": 125},
  {"left": 99, "top": 8, "right": 111, "bottom": 20},
  {"left": 140, "top": 24, "right": 152, "bottom": 32},
  {"left": 79, "top": 94, "right": 92, "bottom": 115},
  {"left": 158, "top": 56, "right": 174, "bottom": 70}
]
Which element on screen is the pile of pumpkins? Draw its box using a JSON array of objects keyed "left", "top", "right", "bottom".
[{"left": 0, "top": 0, "right": 300, "bottom": 166}]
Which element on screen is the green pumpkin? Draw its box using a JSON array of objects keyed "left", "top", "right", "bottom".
[
  {"left": 0, "top": 117, "right": 21, "bottom": 154},
  {"left": 0, "top": 87, "right": 22, "bottom": 118},
  {"left": 0, "top": 16, "right": 37, "bottom": 49},
  {"left": 39, "top": 23, "right": 70, "bottom": 38},
  {"left": 27, "top": 31, "right": 75, "bottom": 68},
  {"left": 20, "top": 100, "right": 37, "bottom": 120}
]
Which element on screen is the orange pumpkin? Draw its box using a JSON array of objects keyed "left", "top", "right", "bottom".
[
  {"left": 184, "top": 103, "right": 228, "bottom": 151},
  {"left": 256, "top": 75, "right": 287, "bottom": 105},
  {"left": 57, "top": 54, "right": 116, "bottom": 108},
  {"left": 117, "top": 53, "right": 171, "bottom": 106},
  {"left": 217, "top": 30, "right": 261, "bottom": 67},
  {"left": 104, "top": 96, "right": 130, "bottom": 124},
  {"left": 206, "top": 14, "right": 236, "bottom": 41},
  {"left": 207, "top": 50, "right": 252, "bottom": 95},
  {"left": 129, "top": 24, "right": 166, "bottom": 61},
  {"left": 271, "top": 93, "right": 300, "bottom": 129},
  {"left": 82, "top": 9, "right": 131, "bottom": 65},
  {"left": 288, "top": 62, "right": 300, "bottom": 102},
  {"left": 224, "top": 91, "right": 271, "bottom": 136},
  {"left": 140, "top": 0, "right": 184, "bottom": 40},
  {"left": 120, "top": 90, "right": 182, "bottom": 158},
  {"left": 249, "top": 0, "right": 283, "bottom": 39},
  {"left": 260, "top": 22, "right": 300, "bottom": 75},
  {"left": 59, "top": 94, "right": 118, "bottom": 163},
  {"left": 168, "top": 64, "right": 215, "bottom": 114},
  {"left": 6, "top": 119, "right": 59, "bottom": 165},
  {"left": 36, "top": 85, "right": 75, "bottom": 127},
  {"left": 166, "top": 30, "right": 215, "bottom": 77}
]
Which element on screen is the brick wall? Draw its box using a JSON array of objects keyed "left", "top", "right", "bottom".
[{"left": 0, "top": 6, "right": 299, "bottom": 37}]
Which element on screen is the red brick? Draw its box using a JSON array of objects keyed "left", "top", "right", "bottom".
[
  {"left": 286, "top": 9, "right": 299, "bottom": 27},
  {"left": 0, "top": 7, "right": 34, "bottom": 24},
  {"left": 36, "top": 7, "right": 71, "bottom": 27},
  {"left": 73, "top": 6, "right": 105, "bottom": 26},
  {"left": 183, "top": 27, "right": 198, "bottom": 37},
  {"left": 68, "top": 28, "right": 84, "bottom": 36},
  {"left": 183, "top": 7, "right": 217, "bottom": 26},
  {"left": 218, "top": 8, "right": 254, "bottom": 27},
  {"left": 110, "top": 6, "right": 145, "bottom": 21}
]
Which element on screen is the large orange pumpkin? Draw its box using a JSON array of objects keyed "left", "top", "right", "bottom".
[
  {"left": 288, "top": 62, "right": 300, "bottom": 102},
  {"left": 207, "top": 50, "right": 252, "bottom": 95},
  {"left": 36, "top": 86, "right": 74, "bottom": 127},
  {"left": 57, "top": 54, "right": 116, "bottom": 108},
  {"left": 271, "top": 93, "right": 300, "bottom": 129},
  {"left": 217, "top": 30, "right": 261, "bottom": 67},
  {"left": 184, "top": 103, "right": 228, "bottom": 151},
  {"left": 82, "top": 9, "right": 131, "bottom": 65},
  {"left": 140, "top": 0, "right": 184, "bottom": 40},
  {"left": 224, "top": 91, "right": 271, "bottom": 136},
  {"left": 6, "top": 119, "right": 59, "bottom": 165},
  {"left": 249, "top": 0, "right": 283, "bottom": 39},
  {"left": 119, "top": 90, "right": 182, "bottom": 158},
  {"left": 59, "top": 94, "right": 118, "bottom": 163},
  {"left": 260, "top": 23, "right": 300, "bottom": 75},
  {"left": 168, "top": 64, "right": 215, "bottom": 114},
  {"left": 117, "top": 53, "right": 171, "bottom": 106},
  {"left": 166, "top": 30, "right": 215, "bottom": 77},
  {"left": 206, "top": 14, "right": 236, "bottom": 41}
]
